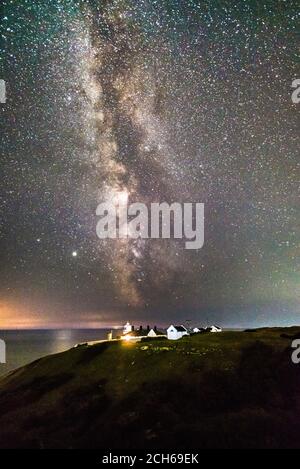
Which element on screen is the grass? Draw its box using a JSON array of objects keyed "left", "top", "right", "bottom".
[{"left": 0, "top": 327, "right": 299, "bottom": 448}]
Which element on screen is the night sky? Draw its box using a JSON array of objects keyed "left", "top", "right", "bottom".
[{"left": 0, "top": 0, "right": 299, "bottom": 329}]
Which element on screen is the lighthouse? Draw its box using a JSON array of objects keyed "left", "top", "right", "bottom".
[{"left": 123, "top": 321, "right": 133, "bottom": 335}]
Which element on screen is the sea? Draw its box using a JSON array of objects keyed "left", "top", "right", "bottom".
[{"left": 0, "top": 329, "right": 117, "bottom": 377}]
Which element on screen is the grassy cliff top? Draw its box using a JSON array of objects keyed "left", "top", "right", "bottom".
[{"left": 0, "top": 327, "right": 300, "bottom": 449}]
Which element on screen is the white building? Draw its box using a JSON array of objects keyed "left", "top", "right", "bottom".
[
  {"left": 208, "top": 325, "right": 222, "bottom": 333},
  {"left": 193, "top": 327, "right": 206, "bottom": 333},
  {"left": 148, "top": 328, "right": 159, "bottom": 337},
  {"left": 123, "top": 321, "right": 133, "bottom": 335},
  {"left": 167, "top": 325, "right": 189, "bottom": 340}
]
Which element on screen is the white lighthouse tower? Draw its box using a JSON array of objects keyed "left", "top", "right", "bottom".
[{"left": 123, "top": 321, "right": 133, "bottom": 335}]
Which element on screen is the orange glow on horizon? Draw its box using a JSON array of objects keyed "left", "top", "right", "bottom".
[
  {"left": 0, "top": 300, "right": 124, "bottom": 330},
  {"left": 0, "top": 301, "right": 47, "bottom": 329}
]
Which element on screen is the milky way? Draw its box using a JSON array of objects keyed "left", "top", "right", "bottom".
[{"left": 0, "top": 1, "right": 299, "bottom": 328}]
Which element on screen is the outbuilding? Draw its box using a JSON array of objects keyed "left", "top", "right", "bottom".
[{"left": 167, "top": 325, "right": 189, "bottom": 340}]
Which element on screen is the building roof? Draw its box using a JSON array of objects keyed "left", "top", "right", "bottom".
[{"left": 173, "top": 325, "right": 187, "bottom": 332}]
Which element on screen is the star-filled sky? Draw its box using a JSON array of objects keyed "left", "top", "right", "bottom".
[{"left": 0, "top": 0, "right": 299, "bottom": 329}]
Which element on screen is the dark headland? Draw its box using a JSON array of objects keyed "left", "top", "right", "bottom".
[{"left": 0, "top": 327, "right": 300, "bottom": 449}]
